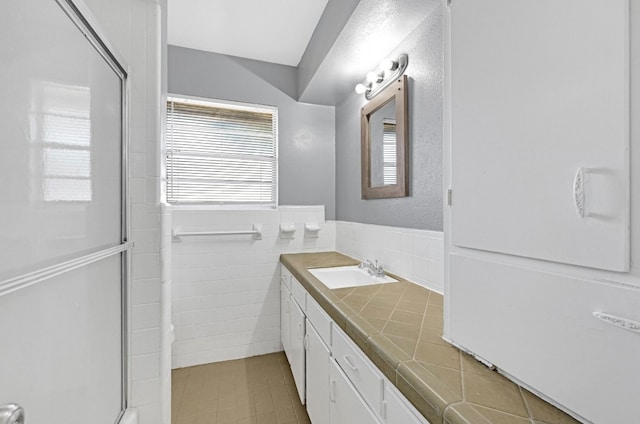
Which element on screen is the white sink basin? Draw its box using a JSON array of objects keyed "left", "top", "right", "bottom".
[{"left": 307, "top": 265, "right": 398, "bottom": 289}]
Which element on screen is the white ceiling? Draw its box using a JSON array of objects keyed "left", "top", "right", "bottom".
[{"left": 167, "top": 0, "right": 330, "bottom": 67}]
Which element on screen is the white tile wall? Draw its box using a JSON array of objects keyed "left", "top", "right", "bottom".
[
  {"left": 159, "top": 204, "right": 172, "bottom": 424},
  {"left": 171, "top": 205, "right": 335, "bottom": 368},
  {"left": 335, "top": 221, "right": 444, "bottom": 293},
  {"left": 81, "top": 0, "right": 165, "bottom": 423}
]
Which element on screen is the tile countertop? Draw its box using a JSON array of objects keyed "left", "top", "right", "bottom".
[{"left": 280, "top": 252, "right": 580, "bottom": 424}]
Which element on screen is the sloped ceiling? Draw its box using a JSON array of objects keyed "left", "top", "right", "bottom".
[
  {"left": 168, "top": 0, "right": 329, "bottom": 67},
  {"left": 168, "top": 0, "right": 439, "bottom": 105},
  {"left": 298, "top": 0, "right": 440, "bottom": 105}
]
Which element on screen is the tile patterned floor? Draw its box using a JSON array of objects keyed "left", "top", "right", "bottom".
[{"left": 172, "top": 352, "right": 311, "bottom": 424}]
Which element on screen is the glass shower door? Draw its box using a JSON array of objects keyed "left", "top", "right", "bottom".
[{"left": 0, "top": 0, "right": 130, "bottom": 423}]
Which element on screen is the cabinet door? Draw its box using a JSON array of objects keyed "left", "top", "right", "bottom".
[
  {"left": 449, "top": 0, "right": 630, "bottom": 271},
  {"left": 290, "top": 299, "right": 306, "bottom": 404},
  {"left": 280, "top": 282, "right": 292, "bottom": 363},
  {"left": 306, "top": 321, "right": 330, "bottom": 424},
  {"left": 329, "top": 360, "right": 381, "bottom": 424},
  {"left": 383, "top": 384, "right": 427, "bottom": 424},
  {"left": 281, "top": 265, "right": 292, "bottom": 291},
  {"left": 449, "top": 254, "right": 640, "bottom": 423}
]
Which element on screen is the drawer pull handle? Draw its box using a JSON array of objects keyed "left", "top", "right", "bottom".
[
  {"left": 343, "top": 355, "right": 359, "bottom": 371},
  {"left": 593, "top": 312, "right": 640, "bottom": 334},
  {"left": 297, "top": 323, "right": 303, "bottom": 339},
  {"left": 329, "top": 380, "right": 336, "bottom": 403},
  {"left": 573, "top": 167, "right": 590, "bottom": 218}
]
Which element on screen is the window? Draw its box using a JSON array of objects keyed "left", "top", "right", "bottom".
[{"left": 166, "top": 97, "right": 278, "bottom": 205}]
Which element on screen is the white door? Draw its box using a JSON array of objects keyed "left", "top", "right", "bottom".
[
  {"left": 290, "top": 300, "right": 306, "bottom": 404},
  {"left": 0, "top": 1, "right": 129, "bottom": 423},
  {"left": 305, "top": 321, "right": 330, "bottom": 424},
  {"left": 449, "top": 0, "right": 630, "bottom": 271},
  {"left": 280, "top": 283, "right": 292, "bottom": 363},
  {"left": 329, "top": 360, "right": 381, "bottom": 424}
]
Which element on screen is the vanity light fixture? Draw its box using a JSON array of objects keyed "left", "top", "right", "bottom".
[{"left": 354, "top": 53, "right": 408, "bottom": 100}]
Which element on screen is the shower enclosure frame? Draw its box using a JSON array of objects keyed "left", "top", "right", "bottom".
[
  {"left": 0, "top": 0, "right": 132, "bottom": 422},
  {"left": 54, "top": 0, "right": 132, "bottom": 419}
]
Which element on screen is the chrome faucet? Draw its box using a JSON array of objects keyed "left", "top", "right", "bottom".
[{"left": 358, "top": 259, "right": 385, "bottom": 277}]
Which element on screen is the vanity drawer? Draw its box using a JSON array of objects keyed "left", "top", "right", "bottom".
[
  {"left": 280, "top": 265, "right": 292, "bottom": 290},
  {"left": 449, "top": 254, "right": 640, "bottom": 424},
  {"left": 291, "top": 276, "right": 307, "bottom": 312},
  {"left": 306, "top": 295, "right": 332, "bottom": 347},
  {"left": 332, "top": 325, "right": 384, "bottom": 415}
]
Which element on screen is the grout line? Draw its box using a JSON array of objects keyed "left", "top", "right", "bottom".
[
  {"left": 518, "top": 385, "right": 536, "bottom": 422},
  {"left": 352, "top": 284, "right": 385, "bottom": 313},
  {"left": 411, "top": 290, "right": 433, "bottom": 359},
  {"left": 378, "top": 283, "right": 412, "bottom": 336},
  {"left": 466, "top": 402, "right": 531, "bottom": 423},
  {"left": 459, "top": 350, "right": 466, "bottom": 401}
]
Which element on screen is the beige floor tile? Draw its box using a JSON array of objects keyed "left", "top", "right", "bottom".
[{"left": 172, "top": 352, "right": 310, "bottom": 424}]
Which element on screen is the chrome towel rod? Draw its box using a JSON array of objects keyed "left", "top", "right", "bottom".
[{"left": 172, "top": 224, "right": 262, "bottom": 240}]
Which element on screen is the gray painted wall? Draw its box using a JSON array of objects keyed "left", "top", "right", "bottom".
[
  {"left": 335, "top": 6, "right": 444, "bottom": 230},
  {"left": 168, "top": 45, "right": 336, "bottom": 219},
  {"left": 297, "top": 0, "right": 360, "bottom": 98}
]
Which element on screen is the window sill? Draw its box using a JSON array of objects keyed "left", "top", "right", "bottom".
[{"left": 167, "top": 203, "right": 277, "bottom": 212}]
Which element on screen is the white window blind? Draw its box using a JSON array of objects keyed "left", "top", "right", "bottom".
[
  {"left": 166, "top": 97, "right": 278, "bottom": 205},
  {"left": 383, "top": 119, "right": 397, "bottom": 185}
]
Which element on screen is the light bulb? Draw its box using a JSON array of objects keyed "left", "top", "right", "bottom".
[
  {"left": 366, "top": 71, "right": 381, "bottom": 84},
  {"left": 354, "top": 83, "right": 368, "bottom": 94},
  {"left": 380, "top": 58, "right": 397, "bottom": 71}
]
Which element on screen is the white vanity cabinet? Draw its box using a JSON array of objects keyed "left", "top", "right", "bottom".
[
  {"left": 290, "top": 298, "right": 306, "bottom": 404},
  {"left": 280, "top": 281, "right": 291, "bottom": 363},
  {"left": 445, "top": 1, "right": 640, "bottom": 423},
  {"left": 329, "top": 359, "right": 382, "bottom": 424},
  {"left": 383, "top": 385, "right": 425, "bottom": 424},
  {"left": 280, "top": 266, "right": 306, "bottom": 403},
  {"left": 305, "top": 295, "right": 332, "bottom": 424},
  {"left": 290, "top": 276, "right": 308, "bottom": 405},
  {"left": 331, "top": 325, "right": 383, "bottom": 415},
  {"left": 280, "top": 263, "right": 430, "bottom": 424},
  {"left": 305, "top": 321, "right": 330, "bottom": 424}
]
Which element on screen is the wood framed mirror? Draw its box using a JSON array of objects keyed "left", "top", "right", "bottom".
[{"left": 361, "top": 75, "right": 408, "bottom": 199}]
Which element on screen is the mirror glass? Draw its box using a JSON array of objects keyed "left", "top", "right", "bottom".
[
  {"left": 361, "top": 75, "right": 408, "bottom": 199},
  {"left": 369, "top": 98, "right": 397, "bottom": 187}
]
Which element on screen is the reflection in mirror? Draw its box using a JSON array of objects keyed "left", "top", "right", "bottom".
[
  {"left": 32, "top": 81, "right": 93, "bottom": 202},
  {"left": 382, "top": 118, "right": 397, "bottom": 185},
  {"left": 361, "top": 75, "right": 408, "bottom": 199},
  {"left": 369, "top": 98, "right": 396, "bottom": 187}
]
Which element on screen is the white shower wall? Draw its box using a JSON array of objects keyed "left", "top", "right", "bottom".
[
  {"left": 79, "top": 0, "right": 166, "bottom": 423},
  {"left": 171, "top": 206, "right": 334, "bottom": 368}
]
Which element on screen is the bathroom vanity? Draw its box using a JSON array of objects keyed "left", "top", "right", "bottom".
[{"left": 280, "top": 252, "right": 578, "bottom": 424}]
